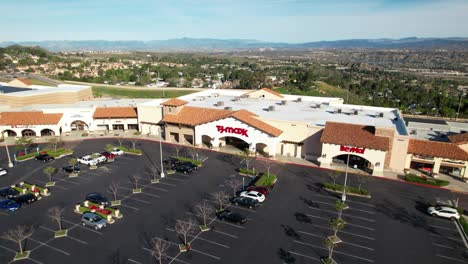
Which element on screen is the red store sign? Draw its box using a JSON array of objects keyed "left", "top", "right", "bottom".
[
  {"left": 340, "top": 145, "right": 365, "bottom": 154},
  {"left": 216, "top": 125, "right": 249, "bottom": 137}
]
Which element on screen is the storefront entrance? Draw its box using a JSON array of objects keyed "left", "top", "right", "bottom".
[
  {"left": 332, "top": 154, "right": 374, "bottom": 174},
  {"left": 219, "top": 136, "right": 250, "bottom": 153}
]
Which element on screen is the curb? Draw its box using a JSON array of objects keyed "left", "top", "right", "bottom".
[{"left": 454, "top": 219, "right": 468, "bottom": 249}]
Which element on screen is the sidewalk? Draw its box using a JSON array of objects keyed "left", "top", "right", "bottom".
[{"left": 3, "top": 132, "right": 468, "bottom": 193}]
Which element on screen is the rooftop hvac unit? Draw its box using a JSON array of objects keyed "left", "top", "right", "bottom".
[
  {"left": 217, "top": 101, "right": 224, "bottom": 106},
  {"left": 354, "top": 110, "right": 358, "bottom": 115},
  {"left": 281, "top": 100, "right": 287, "bottom": 105},
  {"left": 337, "top": 108, "right": 342, "bottom": 114},
  {"left": 379, "top": 112, "right": 384, "bottom": 118},
  {"left": 316, "top": 103, "right": 321, "bottom": 109},
  {"left": 297, "top": 97, "right": 302, "bottom": 102},
  {"left": 268, "top": 105, "right": 275, "bottom": 111},
  {"left": 224, "top": 106, "right": 232, "bottom": 110},
  {"left": 232, "top": 97, "right": 240, "bottom": 101}
]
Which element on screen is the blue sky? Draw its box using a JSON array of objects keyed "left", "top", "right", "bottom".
[{"left": 0, "top": 0, "right": 467, "bottom": 42}]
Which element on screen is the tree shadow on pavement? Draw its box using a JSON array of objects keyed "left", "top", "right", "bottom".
[
  {"left": 281, "top": 224, "right": 301, "bottom": 240},
  {"left": 278, "top": 248, "right": 296, "bottom": 263},
  {"left": 294, "top": 212, "right": 312, "bottom": 224}
]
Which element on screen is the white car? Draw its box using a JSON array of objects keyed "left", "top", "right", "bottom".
[
  {"left": 90, "top": 153, "right": 107, "bottom": 163},
  {"left": 77, "top": 155, "right": 98, "bottom": 166},
  {"left": 427, "top": 206, "right": 460, "bottom": 220},
  {"left": 240, "top": 191, "right": 265, "bottom": 203},
  {"left": 0, "top": 168, "right": 7, "bottom": 176},
  {"left": 111, "top": 148, "right": 124, "bottom": 156}
]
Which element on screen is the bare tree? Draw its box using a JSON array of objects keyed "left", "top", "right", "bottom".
[
  {"left": 175, "top": 218, "right": 196, "bottom": 245},
  {"left": 187, "top": 146, "right": 198, "bottom": 161},
  {"left": 48, "top": 206, "right": 64, "bottom": 231},
  {"left": 328, "top": 171, "right": 340, "bottom": 186},
  {"left": 194, "top": 201, "right": 214, "bottom": 227},
  {"left": 239, "top": 150, "right": 255, "bottom": 171},
  {"left": 43, "top": 166, "right": 56, "bottom": 183},
  {"left": 48, "top": 137, "right": 63, "bottom": 153},
  {"left": 262, "top": 160, "right": 277, "bottom": 180},
  {"left": 129, "top": 138, "right": 139, "bottom": 151},
  {"left": 357, "top": 175, "right": 369, "bottom": 192},
  {"left": 131, "top": 175, "right": 141, "bottom": 189},
  {"left": 225, "top": 178, "right": 243, "bottom": 197},
  {"left": 1, "top": 225, "right": 34, "bottom": 255},
  {"left": 211, "top": 190, "right": 229, "bottom": 211},
  {"left": 151, "top": 238, "right": 171, "bottom": 264},
  {"left": 116, "top": 136, "right": 124, "bottom": 147},
  {"left": 150, "top": 165, "right": 160, "bottom": 181},
  {"left": 172, "top": 144, "right": 183, "bottom": 158},
  {"left": 15, "top": 137, "right": 34, "bottom": 155},
  {"left": 109, "top": 181, "right": 119, "bottom": 201}
]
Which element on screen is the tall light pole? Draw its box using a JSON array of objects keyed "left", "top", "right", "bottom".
[
  {"left": 341, "top": 153, "right": 350, "bottom": 202},
  {"left": 159, "top": 127, "right": 165, "bottom": 178},
  {"left": 456, "top": 93, "right": 465, "bottom": 121},
  {"left": 4, "top": 137, "right": 13, "bottom": 168}
]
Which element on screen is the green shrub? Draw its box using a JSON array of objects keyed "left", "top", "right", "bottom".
[
  {"left": 404, "top": 174, "right": 449, "bottom": 187},
  {"left": 82, "top": 133, "right": 88, "bottom": 137},
  {"left": 239, "top": 168, "right": 256, "bottom": 176},
  {"left": 17, "top": 152, "right": 36, "bottom": 161},
  {"left": 255, "top": 173, "right": 277, "bottom": 187},
  {"left": 104, "top": 144, "right": 142, "bottom": 154},
  {"left": 133, "top": 131, "right": 142, "bottom": 135},
  {"left": 323, "top": 182, "right": 370, "bottom": 196},
  {"left": 46, "top": 148, "right": 73, "bottom": 157},
  {"left": 174, "top": 156, "right": 202, "bottom": 166},
  {"left": 460, "top": 215, "right": 468, "bottom": 234}
]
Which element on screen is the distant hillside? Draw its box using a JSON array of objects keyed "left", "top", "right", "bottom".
[{"left": 1, "top": 37, "right": 468, "bottom": 52}]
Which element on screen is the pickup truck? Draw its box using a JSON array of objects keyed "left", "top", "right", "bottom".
[{"left": 78, "top": 153, "right": 106, "bottom": 166}]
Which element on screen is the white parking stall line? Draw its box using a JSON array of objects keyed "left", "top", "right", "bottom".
[
  {"left": 10, "top": 257, "right": 45, "bottom": 264},
  {"left": 433, "top": 243, "right": 468, "bottom": 252},
  {"left": 143, "top": 247, "right": 191, "bottom": 264},
  {"left": 430, "top": 233, "right": 463, "bottom": 242},
  {"left": 139, "top": 192, "right": 160, "bottom": 198},
  {"left": 109, "top": 192, "right": 151, "bottom": 204},
  {"left": 214, "top": 230, "right": 238, "bottom": 238},
  {"left": 429, "top": 224, "right": 455, "bottom": 231},
  {"left": 158, "top": 182, "right": 177, "bottom": 187},
  {"left": 40, "top": 225, "right": 87, "bottom": 245},
  {"left": 62, "top": 218, "right": 103, "bottom": 235},
  {"left": 119, "top": 186, "right": 137, "bottom": 191},
  {"left": 29, "top": 237, "right": 70, "bottom": 255},
  {"left": 298, "top": 231, "right": 374, "bottom": 251},
  {"left": 288, "top": 251, "right": 321, "bottom": 262},
  {"left": 294, "top": 240, "right": 374, "bottom": 263},
  {"left": 143, "top": 185, "right": 169, "bottom": 192},
  {"left": 310, "top": 199, "right": 375, "bottom": 214},
  {"left": 167, "top": 227, "right": 230, "bottom": 248},
  {"left": 436, "top": 254, "right": 468, "bottom": 263},
  {"left": 185, "top": 212, "right": 245, "bottom": 229},
  {"left": 310, "top": 224, "right": 375, "bottom": 240},
  {"left": 127, "top": 259, "right": 143, "bottom": 264},
  {"left": 0, "top": 244, "right": 16, "bottom": 253},
  {"left": 52, "top": 177, "right": 80, "bottom": 185},
  {"left": 305, "top": 213, "right": 374, "bottom": 231},
  {"left": 120, "top": 203, "right": 140, "bottom": 210},
  {"left": 310, "top": 194, "right": 376, "bottom": 208},
  {"left": 164, "top": 177, "right": 184, "bottom": 182},
  {"left": 308, "top": 207, "right": 375, "bottom": 222},
  {"left": 0, "top": 211, "right": 9, "bottom": 216},
  {"left": 34, "top": 179, "right": 69, "bottom": 190},
  {"left": 190, "top": 248, "right": 221, "bottom": 260}
]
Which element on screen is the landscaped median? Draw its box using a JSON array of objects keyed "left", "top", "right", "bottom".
[
  {"left": 238, "top": 168, "right": 257, "bottom": 177},
  {"left": 403, "top": 174, "right": 449, "bottom": 187},
  {"left": 174, "top": 156, "right": 202, "bottom": 167},
  {"left": 16, "top": 148, "right": 73, "bottom": 161},
  {"left": 14, "top": 182, "right": 50, "bottom": 197},
  {"left": 74, "top": 200, "right": 123, "bottom": 224},
  {"left": 322, "top": 182, "right": 371, "bottom": 198},
  {"left": 255, "top": 173, "right": 277, "bottom": 188},
  {"left": 105, "top": 144, "right": 142, "bottom": 155}
]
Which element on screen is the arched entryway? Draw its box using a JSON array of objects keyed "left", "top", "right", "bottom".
[
  {"left": 2, "top": 130, "right": 17, "bottom": 137},
  {"left": 202, "top": 135, "right": 213, "bottom": 148},
  {"left": 219, "top": 136, "right": 250, "bottom": 153},
  {"left": 255, "top": 143, "right": 269, "bottom": 157},
  {"left": 40, "top": 129, "right": 55, "bottom": 136},
  {"left": 332, "top": 154, "right": 374, "bottom": 174},
  {"left": 22, "top": 129, "right": 36, "bottom": 137},
  {"left": 71, "top": 120, "right": 88, "bottom": 131}
]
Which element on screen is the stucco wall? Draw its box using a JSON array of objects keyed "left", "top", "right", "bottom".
[
  {"left": 137, "top": 105, "right": 163, "bottom": 135},
  {"left": 165, "top": 124, "right": 194, "bottom": 144},
  {"left": 388, "top": 135, "right": 410, "bottom": 172}
]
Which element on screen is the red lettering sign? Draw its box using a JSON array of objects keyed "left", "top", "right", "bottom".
[
  {"left": 216, "top": 125, "right": 248, "bottom": 137},
  {"left": 340, "top": 145, "right": 365, "bottom": 154}
]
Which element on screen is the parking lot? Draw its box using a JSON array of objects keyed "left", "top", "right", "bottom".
[{"left": 0, "top": 138, "right": 467, "bottom": 264}]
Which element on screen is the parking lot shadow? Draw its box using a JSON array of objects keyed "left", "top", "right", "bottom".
[
  {"left": 294, "top": 212, "right": 312, "bottom": 224},
  {"left": 108, "top": 248, "right": 126, "bottom": 264},
  {"left": 281, "top": 224, "right": 301, "bottom": 240},
  {"left": 277, "top": 248, "right": 296, "bottom": 263},
  {"left": 375, "top": 199, "right": 428, "bottom": 230},
  {"left": 299, "top": 195, "right": 319, "bottom": 208}
]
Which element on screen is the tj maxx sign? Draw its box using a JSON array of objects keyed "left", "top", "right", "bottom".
[
  {"left": 216, "top": 125, "right": 249, "bottom": 137},
  {"left": 340, "top": 145, "right": 365, "bottom": 154}
]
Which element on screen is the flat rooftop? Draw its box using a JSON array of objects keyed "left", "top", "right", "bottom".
[
  {"left": 180, "top": 90, "right": 408, "bottom": 135},
  {"left": 406, "top": 118, "right": 468, "bottom": 142},
  {"left": 0, "top": 85, "right": 32, "bottom": 94},
  {"left": 0, "top": 84, "right": 90, "bottom": 97}
]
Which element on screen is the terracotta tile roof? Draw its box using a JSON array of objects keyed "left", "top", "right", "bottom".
[
  {"left": 162, "top": 107, "right": 283, "bottom": 137},
  {"left": 17, "top": 78, "right": 32, "bottom": 86},
  {"left": 93, "top": 107, "right": 137, "bottom": 119},
  {"left": 245, "top": 88, "right": 284, "bottom": 98},
  {"left": 231, "top": 109, "right": 283, "bottom": 137},
  {"left": 320, "top": 122, "right": 390, "bottom": 151},
  {"left": 0, "top": 111, "right": 63, "bottom": 125},
  {"left": 161, "top": 98, "right": 188, "bottom": 107},
  {"left": 408, "top": 139, "right": 468, "bottom": 161},
  {"left": 448, "top": 133, "right": 468, "bottom": 145}
]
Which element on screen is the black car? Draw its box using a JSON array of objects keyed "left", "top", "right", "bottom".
[
  {"left": 230, "top": 196, "right": 259, "bottom": 209},
  {"left": 163, "top": 157, "right": 179, "bottom": 166},
  {"left": 0, "top": 187, "right": 20, "bottom": 199},
  {"left": 14, "top": 193, "right": 38, "bottom": 205},
  {"left": 35, "top": 153, "right": 55, "bottom": 162},
  {"left": 62, "top": 165, "right": 80, "bottom": 173},
  {"left": 176, "top": 161, "right": 199, "bottom": 170},
  {"left": 173, "top": 164, "right": 193, "bottom": 174},
  {"left": 86, "top": 193, "right": 110, "bottom": 207},
  {"left": 216, "top": 209, "right": 247, "bottom": 225}
]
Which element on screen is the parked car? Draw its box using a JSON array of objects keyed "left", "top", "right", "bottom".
[
  {"left": 230, "top": 196, "right": 259, "bottom": 209},
  {"left": 62, "top": 165, "right": 80, "bottom": 173},
  {"left": 0, "top": 199, "right": 20, "bottom": 211},
  {"left": 216, "top": 209, "right": 247, "bottom": 225},
  {"left": 239, "top": 190, "right": 265, "bottom": 203},
  {"left": 81, "top": 212, "right": 107, "bottom": 230},
  {"left": 101, "top": 151, "right": 116, "bottom": 160},
  {"left": 163, "top": 157, "right": 179, "bottom": 166},
  {"left": 35, "top": 153, "right": 54, "bottom": 162},
  {"left": 246, "top": 186, "right": 269, "bottom": 195},
  {"left": 110, "top": 148, "right": 124, "bottom": 156},
  {"left": 0, "top": 187, "right": 20, "bottom": 199},
  {"left": 90, "top": 153, "right": 107, "bottom": 163},
  {"left": 86, "top": 193, "right": 110, "bottom": 207},
  {"left": 77, "top": 155, "right": 98, "bottom": 166},
  {"left": 177, "top": 161, "right": 199, "bottom": 170},
  {"left": 14, "top": 193, "right": 39, "bottom": 205},
  {"left": 173, "top": 164, "right": 194, "bottom": 174},
  {"left": 0, "top": 168, "right": 8, "bottom": 176},
  {"left": 427, "top": 206, "right": 460, "bottom": 220}
]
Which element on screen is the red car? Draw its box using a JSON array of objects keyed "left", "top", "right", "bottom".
[
  {"left": 101, "top": 151, "right": 115, "bottom": 160},
  {"left": 246, "top": 186, "right": 269, "bottom": 195}
]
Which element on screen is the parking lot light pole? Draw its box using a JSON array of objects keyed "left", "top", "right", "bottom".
[
  {"left": 341, "top": 153, "right": 350, "bottom": 202},
  {"left": 4, "top": 139, "right": 13, "bottom": 168},
  {"left": 159, "top": 129, "right": 165, "bottom": 178}
]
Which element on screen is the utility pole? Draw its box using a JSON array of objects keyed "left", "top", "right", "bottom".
[
  {"left": 341, "top": 153, "right": 350, "bottom": 202},
  {"left": 4, "top": 138, "right": 13, "bottom": 168},
  {"left": 159, "top": 127, "right": 165, "bottom": 178}
]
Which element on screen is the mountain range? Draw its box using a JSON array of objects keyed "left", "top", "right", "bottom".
[{"left": 1, "top": 37, "right": 467, "bottom": 52}]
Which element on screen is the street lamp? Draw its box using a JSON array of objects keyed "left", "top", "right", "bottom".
[
  {"left": 341, "top": 153, "right": 350, "bottom": 202},
  {"left": 4, "top": 138, "right": 13, "bottom": 168},
  {"left": 456, "top": 93, "right": 465, "bottom": 121},
  {"left": 159, "top": 127, "right": 165, "bottom": 178}
]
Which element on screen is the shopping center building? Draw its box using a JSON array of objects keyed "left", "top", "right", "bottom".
[{"left": 0, "top": 87, "right": 467, "bottom": 178}]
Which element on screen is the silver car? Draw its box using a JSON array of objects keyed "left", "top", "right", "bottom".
[{"left": 81, "top": 212, "right": 107, "bottom": 229}]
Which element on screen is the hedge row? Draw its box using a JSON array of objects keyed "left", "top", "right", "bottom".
[
  {"left": 17, "top": 152, "right": 36, "bottom": 161},
  {"left": 174, "top": 156, "right": 202, "bottom": 166},
  {"left": 239, "top": 168, "right": 256, "bottom": 176},
  {"left": 17, "top": 148, "right": 73, "bottom": 160},
  {"left": 255, "top": 173, "right": 277, "bottom": 187},
  {"left": 323, "top": 182, "right": 370, "bottom": 196},
  {"left": 105, "top": 144, "right": 142, "bottom": 154},
  {"left": 404, "top": 174, "right": 449, "bottom": 187}
]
